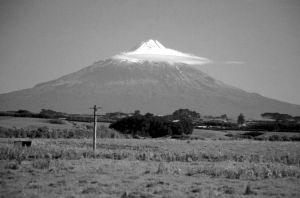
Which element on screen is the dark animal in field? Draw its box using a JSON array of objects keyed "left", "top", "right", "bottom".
[{"left": 14, "top": 140, "right": 32, "bottom": 147}]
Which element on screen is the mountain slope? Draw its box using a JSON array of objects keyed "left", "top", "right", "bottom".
[{"left": 0, "top": 40, "right": 300, "bottom": 118}]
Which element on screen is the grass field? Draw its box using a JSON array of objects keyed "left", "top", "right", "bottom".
[
  {"left": 0, "top": 116, "right": 111, "bottom": 131},
  {"left": 1, "top": 137, "right": 300, "bottom": 198},
  {"left": 0, "top": 116, "right": 300, "bottom": 197},
  {"left": 0, "top": 116, "right": 75, "bottom": 130},
  {"left": 192, "top": 129, "right": 230, "bottom": 140}
]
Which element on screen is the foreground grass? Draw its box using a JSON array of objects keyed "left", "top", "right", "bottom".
[
  {"left": 0, "top": 138, "right": 300, "bottom": 197},
  {"left": 1, "top": 138, "right": 300, "bottom": 165}
]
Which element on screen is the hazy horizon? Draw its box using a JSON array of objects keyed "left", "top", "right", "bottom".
[{"left": 1, "top": 0, "right": 300, "bottom": 105}]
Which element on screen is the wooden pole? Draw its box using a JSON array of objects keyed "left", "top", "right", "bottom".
[
  {"left": 90, "top": 105, "right": 101, "bottom": 152},
  {"left": 93, "top": 105, "right": 97, "bottom": 151}
]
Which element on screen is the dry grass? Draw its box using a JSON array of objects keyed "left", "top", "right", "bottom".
[
  {"left": 0, "top": 138, "right": 299, "bottom": 197},
  {"left": 1, "top": 139, "right": 299, "bottom": 165},
  {"left": 185, "top": 161, "right": 300, "bottom": 179}
]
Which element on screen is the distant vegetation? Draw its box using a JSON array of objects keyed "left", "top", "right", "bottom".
[
  {"left": 0, "top": 109, "right": 129, "bottom": 123},
  {"left": 243, "top": 121, "right": 300, "bottom": 132},
  {"left": 261, "top": 112, "right": 294, "bottom": 121},
  {"left": 109, "top": 113, "right": 193, "bottom": 138},
  {"left": 241, "top": 112, "right": 300, "bottom": 132},
  {"left": 0, "top": 109, "right": 67, "bottom": 119},
  {"left": 1, "top": 109, "right": 300, "bottom": 133},
  {"left": 237, "top": 113, "right": 245, "bottom": 125},
  {"left": 228, "top": 131, "right": 300, "bottom": 142}
]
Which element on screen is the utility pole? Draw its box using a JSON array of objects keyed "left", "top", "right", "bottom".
[{"left": 89, "top": 105, "right": 101, "bottom": 152}]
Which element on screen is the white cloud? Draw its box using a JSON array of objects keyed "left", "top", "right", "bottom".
[
  {"left": 113, "top": 39, "right": 211, "bottom": 65},
  {"left": 113, "top": 53, "right": 211, "bottom": 65}
]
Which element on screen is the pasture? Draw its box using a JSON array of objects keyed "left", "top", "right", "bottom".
[
  {"left": 0, "top": 116, "right": 300, "bottom": 197},
  {"left": 0, "top": 116, "right": 74, "bottom": 130},
  {"left": 1, "top": 137, "right": 300, "bottom": 198}
]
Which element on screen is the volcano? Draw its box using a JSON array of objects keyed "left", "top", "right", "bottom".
[{"left": 0, "top": 39, "right": 300, "bottom": 118}]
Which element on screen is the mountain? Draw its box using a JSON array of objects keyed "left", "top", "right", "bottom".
[{"left": 1, "top": 39, "right": 300, "bottom": 118}]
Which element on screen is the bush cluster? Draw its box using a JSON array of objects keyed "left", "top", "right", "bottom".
[
  {"left": 109, "top": 115, "right": 193, "bottom": 138},
  {"left": 263, "top": 135, "right": 300, "bottom": 142},
  {"left": 244, "top": 122, "right": 300, "bottom": 132},
  {"left": 231, "top": 132, "right": 300, "bottom": 141}
]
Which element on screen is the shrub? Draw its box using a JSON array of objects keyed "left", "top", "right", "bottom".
[
  {"left": 32, "top": 159, "right": 51, "bottom": 169},
  {"left": 291, "top": 136, "right": 300, "bottom": 141},
  {"left": 38, "top": 109, "right": 67, "bottom": 119},
  {"left": 0, "top": 127, "right": 12, "bottom": 138},
  {"left": 109, "top": 115, "right": 193, "bottom": 138}
]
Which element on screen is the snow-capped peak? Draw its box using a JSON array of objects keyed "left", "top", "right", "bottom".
[
  {"left": 133, "top": 39, "right": 166, "bottom": 51},
  {"left": 113, "top": 39, "right": 211, "bottom": 65}
]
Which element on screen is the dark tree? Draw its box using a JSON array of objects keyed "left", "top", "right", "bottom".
[
  {"left": 133, "top": 110, "right": 141, "bottom": 116},
  {"left": 172, "top": 109, "right": 200, "bottom": 120},
  {"left": 144, "top": 112, "right": 154, "bottom": 118},
  {"left": 237, "top": 113, "right": 245, "bottom": 125},
  {"left": 39, "top": 109, "right": 66, "bottom": 118},
  {"left": 109, "top": 114, "right": 193, "bottom": 138}
]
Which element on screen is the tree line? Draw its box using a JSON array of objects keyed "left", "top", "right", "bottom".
[
  {"left": 1, "top": 108, "right": 300, "bottom": 132},
  {"left": 109, "top": 111, "right": 194, "bottom": 138}
]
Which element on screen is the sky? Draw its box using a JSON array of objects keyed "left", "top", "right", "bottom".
[{"left": 0, "top": 0, "right": 300, "bottom": 105}]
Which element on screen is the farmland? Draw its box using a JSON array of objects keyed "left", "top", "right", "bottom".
[
  {"left": 0, "top": 116, "right": 91, "bottom": 130},
  {"left": 1, "top": 137, "right": 300, "bottom": 198},
  {"left": 0, "top": 116, "right": 300, "bottom": 197}
]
